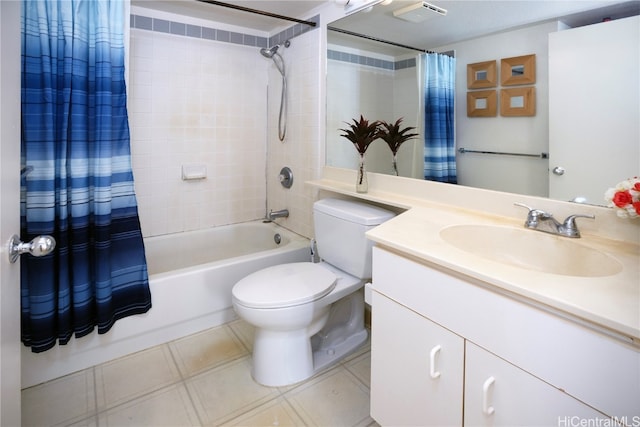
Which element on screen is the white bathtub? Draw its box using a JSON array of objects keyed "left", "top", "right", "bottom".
[{"left": 21, "top": 221, "right": 310, "bottom": 388}]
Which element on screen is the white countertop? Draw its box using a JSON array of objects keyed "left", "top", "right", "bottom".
[
  {"left": 308, "top": 175, "right": 640, "bottom": 345},
  {"left": 366, "top": 206, "right": 639, "bottom": 344}
]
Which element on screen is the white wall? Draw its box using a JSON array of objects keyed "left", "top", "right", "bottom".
[{"left": 438, "top": 21, "right": 566, "bottom": 197}]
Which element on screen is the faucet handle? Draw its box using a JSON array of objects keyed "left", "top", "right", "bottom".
[
  {"left": 562, "top": 214, "right": 595, "bottom": 238},
  {"left": 514, "top": 203, "right": 552, "bottom": 225},
  {"left": 514, "top": 202, "right": 533, "bottom": 212},
  {"left": 514, "top": 202, "right": 550, "bottom": 216}
]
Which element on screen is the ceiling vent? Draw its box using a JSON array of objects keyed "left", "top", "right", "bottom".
[{"left": 392, "top": 1, "right": 447, "bottom": 23}]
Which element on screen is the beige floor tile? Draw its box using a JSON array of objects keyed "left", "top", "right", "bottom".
[
  {"left": 21, "top": 324, "right": 373, "bottom": 427},
  {"left": 97, "top": 384, "right": 200, "bottom": 426},
  {"left": 95, "top": 344, "right": 181, "bottom": 411},
  {"left": 227, "top": 318, "right": 255, "bottom": 352},
  {"left": 22, "top": 369, "right": 96, "bottom": 427},
  {"left": 222, "top": 397, "right": 306, "bottom": 427},
  {"left": 344, "top": 350, "right": 371, "bottom": 388},
  {"left": 342, "top": 334, "right": 371, "bottom": 364},
  {"left": 186, "top": 357, "right": 279, "bottom": 425},
  {"left": 169, "top": 324, "right": 248, "bottom": 377},
  {"left": 284, "top": 367, "right": 373, "bottom": 427}
]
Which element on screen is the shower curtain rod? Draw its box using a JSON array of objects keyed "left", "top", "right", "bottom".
[
  {"left": 328, "top": 26, "right": 433, "bottom": 54},
  {"left": 195, "top": 0, "right": 317, "bottom": 27}
]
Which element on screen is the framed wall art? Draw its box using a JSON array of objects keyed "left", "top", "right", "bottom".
[
  {"left": 500, "top": 87, "right": 536, "bottom": 116},
  {"left": 467, "top": 60, "right": 497, "bottom": 89},
  {"left": 467, "top": 90, "right": 497, "bottom": 117},
  {"left": 501, "top": 54, "right": 536, "bottom": 86}
]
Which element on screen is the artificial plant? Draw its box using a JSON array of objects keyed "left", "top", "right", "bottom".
[{"left": 377, "top": 118, "right": 418, "bottom": 175}]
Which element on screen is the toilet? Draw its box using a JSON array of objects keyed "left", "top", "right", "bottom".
[{"left": 232, "top": 198, "right": 395, "bottom": 386}]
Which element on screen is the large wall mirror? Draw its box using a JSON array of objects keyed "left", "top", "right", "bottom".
[{"left": 326, "top": 0, "right": 639, "bottom": 206}]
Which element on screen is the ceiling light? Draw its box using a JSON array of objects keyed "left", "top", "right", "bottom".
[{"left": 393, "top": 1, "right": 447, "bottom": 23}]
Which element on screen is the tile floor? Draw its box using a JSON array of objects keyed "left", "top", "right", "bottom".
[{"left": 21, "top": 319, "right": 377, "bottom": 427}]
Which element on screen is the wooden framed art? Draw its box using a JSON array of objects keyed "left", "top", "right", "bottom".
[
  {"left": 501, "top": 54, "right": 536, "bottom": 86},
  {"left": 467, "top": 60, "right": 497, "bottom": 89},
  {"left": 500, "top": 87, "right": 536, "bottom": 116},
  {"left": 467, "top": 90, "right": 497, "bottom": 117}
]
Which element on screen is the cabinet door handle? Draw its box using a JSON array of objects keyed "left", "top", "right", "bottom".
[
  {"left": 429, "top": 345, "right": 442, "bottom": 379},
  {"left": 482, "top": 376, "right": 496, "bottom": 415}
]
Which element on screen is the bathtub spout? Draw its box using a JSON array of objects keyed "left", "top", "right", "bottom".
[{"left": 267, "top": 209, "right": 289, "bottom": 221}]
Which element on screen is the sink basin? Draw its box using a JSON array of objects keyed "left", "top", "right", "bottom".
[{"left": 440, "top": 225, "right": 623, "bottom": 277}]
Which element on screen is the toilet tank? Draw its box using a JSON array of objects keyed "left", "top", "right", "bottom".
[{"left": 313, "top": 198, "right": 395, "bottom": 279}]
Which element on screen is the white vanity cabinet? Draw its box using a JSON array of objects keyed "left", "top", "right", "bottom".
[
  {"left": 370, "top": 291, "right": 464, "bottom": 426},
  {"left": 370, "top": 247, "right": 639, "bottom": 426},
  {"left": 464, "top": 342, "right": 602, "bottom": 426}
]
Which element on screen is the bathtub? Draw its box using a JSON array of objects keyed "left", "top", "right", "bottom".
[{"left": 21, "top": 221, "right": 310, "bottom": 388}]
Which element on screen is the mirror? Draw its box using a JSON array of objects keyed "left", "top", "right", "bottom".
[{"left": 326, "top": 0, "right": 639, "bottom": 205}]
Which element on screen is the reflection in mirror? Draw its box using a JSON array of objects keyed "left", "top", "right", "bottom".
[
  {"left": 511, "top": 65, "right": 525, "bottom": 76},
  {"left": 326, "top": 1, "right": 639, "bottom": 205},
  {"left": 467, "top": 90, "right": 497, "bottom": 118},
  {"left": 510, "top": 95, "right": 524, "bottom": 108},
  {"left": 326, "top": 37, "right": 425, "bottom": 179}
]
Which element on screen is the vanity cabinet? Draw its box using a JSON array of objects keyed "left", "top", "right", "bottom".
[
  {"left": 370, "top": 291, "right": 464, "bottom": 426},
  {"left": 370, "top": 247, "right": 639, "bottom": 426},
  {"left": 464, "top": 342, "right": 601, "bottom": 426}
]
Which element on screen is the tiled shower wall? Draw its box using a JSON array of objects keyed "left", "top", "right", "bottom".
[
  {"left": 266, "top": 29, "right": 323, "bottom": 240},
  {"left": 128, "top": 6, "right": 322, "bottom": 239},
  {"left": 128, "top": 12, "right": 267, "bottom": 237}
]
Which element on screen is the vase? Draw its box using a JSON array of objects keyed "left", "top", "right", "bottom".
[
  {"left": 356, "top": 154, "right": 368, "bottom": 193},
  {"left": 392, "top": 153, "right": 399, "bottom": 176}
]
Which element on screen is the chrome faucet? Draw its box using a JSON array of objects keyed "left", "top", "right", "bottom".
[
  {"left": 514, "top": 203, "right": 594, "bottom": 238},
  {"left": 267, "top": 209, "right": 289, "bottom": 221}
]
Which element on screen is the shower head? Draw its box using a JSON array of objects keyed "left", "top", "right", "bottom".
[
  {"left": 260, "top": 45, "right": 279, "bottom": 58},
  {"left": 259, "top": 40, "right": 290, "bottom": 59}
]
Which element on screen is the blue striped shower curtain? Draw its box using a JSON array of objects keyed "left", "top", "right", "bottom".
[
  {"left": 21, "top": 0, "right": 151, "bottom": 353},
  {"left": 423, "top": 53, "right": 457, "bottom": 183}
]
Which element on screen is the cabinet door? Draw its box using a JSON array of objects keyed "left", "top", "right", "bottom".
[
  {"left": 370, "top": 291, "right": 464, "bottom": 426},
  {"left": 464, "top": 342, "right": 604, "bottom": 426}
]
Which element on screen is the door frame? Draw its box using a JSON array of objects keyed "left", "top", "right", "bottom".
[{"left": 0, "top": 1, "right": 23, "bottom": 425}]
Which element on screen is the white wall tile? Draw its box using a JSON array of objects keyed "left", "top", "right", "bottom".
[
  {"left": 129, "top": 9, "right": 323, "bottom": 240},
  {"left": 130, "top": 27, "right": 269, "bottom": 237}
]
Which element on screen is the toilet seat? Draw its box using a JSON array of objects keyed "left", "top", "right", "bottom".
[{"left": 233, "top": 262, "right": 337, "bottom": 309}]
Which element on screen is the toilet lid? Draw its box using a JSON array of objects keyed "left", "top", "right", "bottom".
[{"left": 233, "top": 263, "right": 337, "bottom": 309}]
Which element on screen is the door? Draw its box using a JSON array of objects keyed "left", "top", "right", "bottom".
[
  {"left": 370, "top": 291, "right": 464, "bottom": 426},
  {"left": 464, "top": 342, "right": 603, "bottom": 426},
  {"left": 0, "top": 1, "right": 23, "bottom": 425},
  {"left": 548, "top": 16, "right": 640, "bottom": 204}
]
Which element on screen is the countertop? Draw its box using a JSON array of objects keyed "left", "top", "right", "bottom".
[{"left": 308, "top": 177, "right": 640, "bottom": 345}]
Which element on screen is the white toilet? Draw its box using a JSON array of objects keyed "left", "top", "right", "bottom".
[{"left": 232, "top": 198, "right": 395, "bottom": 386}]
